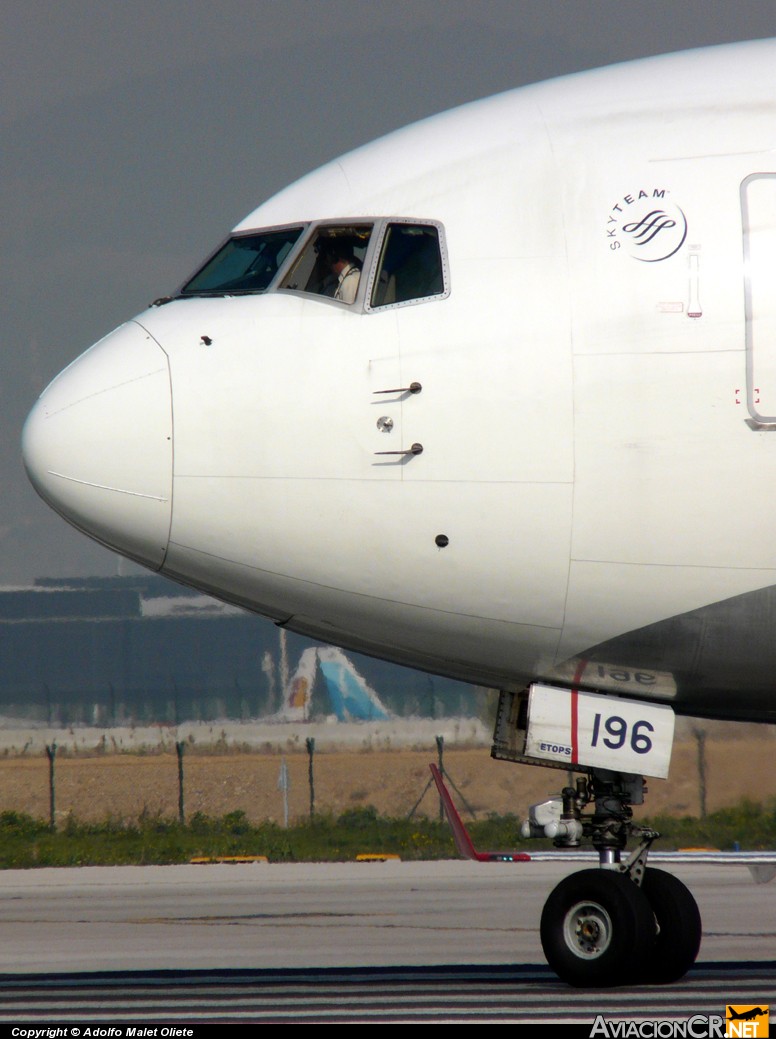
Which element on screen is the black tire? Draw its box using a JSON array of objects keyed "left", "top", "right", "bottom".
[
  {"left": 641, "top": 868, "right": 701, "bottom": 983},
  {"left": 540, "top": 869, "right": 655, "bottom": 987}
]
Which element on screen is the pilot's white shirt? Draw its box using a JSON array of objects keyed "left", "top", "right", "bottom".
[{"left": 335, "top": 263, "right": 360, "bottom": 304}]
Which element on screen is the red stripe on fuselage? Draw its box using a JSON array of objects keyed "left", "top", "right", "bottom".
[{"left": 570, "top": 660, "right": 587, "bottom": 764}]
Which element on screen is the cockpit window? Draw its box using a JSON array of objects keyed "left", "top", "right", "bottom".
[
  {"left": 279, "top": 224, "right": 373, "bottom": 304},
  {"left": 179, "top": 227, "right": 304, "bottom": 296},
  {"left": 369, "top": 223, "right": 446, "bottom": 308},
  {"left": 175, "top": 219, "right": 447, "bottom": 310}
]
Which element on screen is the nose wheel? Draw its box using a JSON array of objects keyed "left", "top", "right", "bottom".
[
  {"left": 540, "top": 867, "right": 701, "bottom": 987},
  {"left": 641, "top": 867, "right": 702, "bottom": 983},
  {"left": 541, "top": 869, "right": 655, "bottom": 987}
]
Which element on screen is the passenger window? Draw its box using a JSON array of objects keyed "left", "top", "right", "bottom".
[
  {"left": 280, "top": 225, "right": 373, "bottom": 304},
  {"left": 370, "top": 224, "right": 445, "bottom": 308}
]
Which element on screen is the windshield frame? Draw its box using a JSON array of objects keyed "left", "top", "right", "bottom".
[{"left": 167, "top": 216, "right": 449, "bottom": 311}]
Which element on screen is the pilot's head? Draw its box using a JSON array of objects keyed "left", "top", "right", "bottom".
[{"left": 316, "top": 236, "right": 355, "bottom": 269}]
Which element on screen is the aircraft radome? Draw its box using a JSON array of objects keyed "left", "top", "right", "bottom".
[{"left": 22, "top": 37, "right": 776, "bottom": 987}]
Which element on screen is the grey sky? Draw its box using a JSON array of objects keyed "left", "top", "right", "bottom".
[{"left": 4, "top": 0, "right": 776, "bottom": 583}]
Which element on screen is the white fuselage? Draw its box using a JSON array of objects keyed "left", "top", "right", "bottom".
[{"left": 22, "top": 39, "right": 776, "bottom": 721}]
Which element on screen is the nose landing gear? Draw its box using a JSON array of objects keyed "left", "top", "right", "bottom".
[{"left": 532, "top": 769, "right": 701, "bottom": 987}]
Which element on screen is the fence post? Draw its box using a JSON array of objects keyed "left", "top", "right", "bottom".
[
  {"left": 693, "top": 727, "right": 707, "bottom": 819},
  {"left": 278, "top": 757, "right": 290, "bottom": 828},
  {"left": 306, "top": 737, "right": 315, "bottom": 819},
  {"left": 436, "top": 734, "right": 444, "bottom": 821},
  {"left": 46, "top": 742, "right": 57, "bottom": 830},
  {"left": 176, "top": 740, "right": 185, "bottom": 824}
]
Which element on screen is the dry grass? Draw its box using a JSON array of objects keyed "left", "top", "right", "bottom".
[{"left": 1, "top": 734, "right": 774, "bottom": 826}]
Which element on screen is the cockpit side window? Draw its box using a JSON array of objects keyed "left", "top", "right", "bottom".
[
  {"left": 178, "top": 226, "right": 304, "bottom": 296},
  {"left": 368, "top": 223, "right": 447, "bottom": 309},
  {"left": 279, "top": 224, "right": 373, "bottom": 304}
]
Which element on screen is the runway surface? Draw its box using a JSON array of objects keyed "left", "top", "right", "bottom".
[
  {"left": 1, "top": 860, "right": 774, "bottom": 1022},
  {"left": 3, "top": 962, "right": 776, "bottom": 1024}
]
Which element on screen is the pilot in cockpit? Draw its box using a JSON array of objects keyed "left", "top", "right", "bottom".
[{"left": 315, "top": 237, "right": 361, "bottom": 304}]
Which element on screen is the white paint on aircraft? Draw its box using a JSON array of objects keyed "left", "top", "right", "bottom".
[{"left": 21, "top": 37, "right": 776, "bottom": 716}]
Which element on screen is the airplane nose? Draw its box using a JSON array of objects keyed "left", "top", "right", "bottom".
[{"left": 22, "top": 321, "right": 173, "bottom": 569}]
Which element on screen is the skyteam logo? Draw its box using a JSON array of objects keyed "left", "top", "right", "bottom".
[{"left": 606, "top": 188, "right": 688, "bottom": 261}]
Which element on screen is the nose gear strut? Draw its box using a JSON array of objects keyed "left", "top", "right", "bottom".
[{"left": 524, "top": 766, "right": 700, "bottom": 986}]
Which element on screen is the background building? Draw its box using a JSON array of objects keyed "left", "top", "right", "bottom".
[{"left": 0, "top": 576, "right": 481, "bottom": 726}]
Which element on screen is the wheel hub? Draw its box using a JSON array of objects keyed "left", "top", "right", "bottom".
[{"left": 565, "top": 901, "right": 612, "bottom": 959}]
